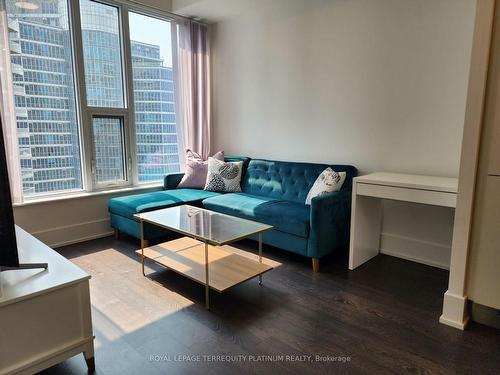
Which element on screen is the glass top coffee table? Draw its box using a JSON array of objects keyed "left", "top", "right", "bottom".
[{"left": 134, "top": 205, "right": 276, "bottom": 310}]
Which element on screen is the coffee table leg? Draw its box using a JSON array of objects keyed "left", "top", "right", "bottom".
[
  {"left": 205, "top": 241, "right": 210, "bottom": 310},
  {"left": 259, "top": 233, "right": 263, "bottom": 285},
  {"left": 140, "top": 220, "right": 146, "bottom": 276}
]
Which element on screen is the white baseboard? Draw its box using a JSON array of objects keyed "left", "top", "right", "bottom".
[
  {"left": 380, "top": 232, "right": 451, "bottom": 270},
  {"left": 439, "top": 314, "right": 469, "bottom": 330},
  {"left": 30, "top": 218, "right": 114, "bottom": 248},
  {"left": 50, "top": 231, "right": 115, "bottom": 249}
]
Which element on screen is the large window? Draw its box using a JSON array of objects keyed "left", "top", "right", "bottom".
[
  {"left": 2, "top": 0, "right": 182, "bottom": 199},
  {"left": 5, "top": 0, "right": 82, "bottom": 196},
  {"left": 129, "top": 11, "right": 180, "bottom": 183}
]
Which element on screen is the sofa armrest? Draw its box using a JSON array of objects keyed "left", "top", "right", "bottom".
[
  {"left": 308, "top": 190, "right": 352, "bottom": 259},
  {"left": 164, "top": 173, "right": 185, "bottom": 190}
]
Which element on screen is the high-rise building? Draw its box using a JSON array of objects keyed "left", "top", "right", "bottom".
[
  {"left": 7, "top": 0, "right": 81, "bottom": 195},
  {"left": 131, "top": 41, "right": 180, "bottom": 183},
  {"left": 6, "top": 0, "right": 180, "bottom": 196}
]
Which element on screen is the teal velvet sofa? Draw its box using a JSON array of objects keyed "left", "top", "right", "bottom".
[{"left": 108, "top": 157, "right": 357, "bottom": 271}]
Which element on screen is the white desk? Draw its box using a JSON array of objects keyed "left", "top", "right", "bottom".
[
  {"left": 0, "top": 227, "right": 94, "bottom": 375},
  {"left": 348, "top": 172, "right": 458, "bottom": 270}
]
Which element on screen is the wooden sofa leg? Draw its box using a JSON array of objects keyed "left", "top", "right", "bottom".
[
  {"left": 114, "top": 229, "right": 120, "bottom": 240},
  {"left": 312, "top": 258, "right": 320, "bottom": 273}
]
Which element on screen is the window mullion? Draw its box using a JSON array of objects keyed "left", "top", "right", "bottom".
[
  {"left": 121, "top": 4, "right": 139, "bottom": 186},
  {"left": 68, "top": 0, "right": 93, "bottom": 193}
]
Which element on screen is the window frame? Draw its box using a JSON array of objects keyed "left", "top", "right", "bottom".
[
  {"left": 71, "top": 0, "right": 136, "bottom": 191},
  {"left": 66, "top": 0, "right": 178, "bottom": 193},
  {"left": 3, "top": 0, "right": 184, "bottom": 203},
  {"left": 88, "top": 111, "right": 131, "bottom": 189}
]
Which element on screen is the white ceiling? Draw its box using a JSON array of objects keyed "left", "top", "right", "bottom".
[{"left": 172, "top": 0, "right": 257, "bottom": 23}]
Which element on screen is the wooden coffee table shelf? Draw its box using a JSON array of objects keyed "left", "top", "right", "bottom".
[
  {"left": 136, "top": 237, "right": 279, "bottom": 292},
  {"left": 135, "top": 205, "right": 275, "bottom": 309}
]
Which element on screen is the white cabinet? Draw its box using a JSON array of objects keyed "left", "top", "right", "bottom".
[
  {"left": 467, "top": 176, "right": 500, "bottom": 309},
  {"left": 466, "top": 8, "right": 500, "bottom": 310},
  {"left": 0, "top": 227, "right": 94, "bottom": 375}
]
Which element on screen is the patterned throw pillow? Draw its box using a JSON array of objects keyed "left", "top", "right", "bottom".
[
  {"left": 305, "top": 168, "right": 346, "bottom": 205},
  {"left": 177, "top": 149, "right": 224, "bottom": 189},
  {"left": 204, "top": 158, "right": 243, "bottom": 192}
]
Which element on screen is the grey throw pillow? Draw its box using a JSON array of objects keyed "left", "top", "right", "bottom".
[
  {"left": 305, "top": 168, "right": 346, "bottom": 205},
  {"left": 204, "top": 158, "right": 243, "bottom": 192}
]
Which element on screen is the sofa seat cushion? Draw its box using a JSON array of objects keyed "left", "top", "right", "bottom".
[
  {"left": 202, "top": 193, "right": 311, "bottom": 238},
  {"left": 109, "top": 189, "right": 221, "bottom": 220}
]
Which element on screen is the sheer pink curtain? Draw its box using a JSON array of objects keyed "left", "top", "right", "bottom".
[
  {"left": 0, "top": 8, "right": 22, "bottom": 204},
  {"left": 172, "top": 20, "right": 211, "bottom": 162}
]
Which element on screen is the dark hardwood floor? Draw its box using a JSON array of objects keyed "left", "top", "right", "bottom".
[{"left": 40, "top": 235, "right": 500, "bottom": 375}]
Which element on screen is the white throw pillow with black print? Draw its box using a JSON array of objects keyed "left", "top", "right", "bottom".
[
  {"left": 305, "top": 168, "right": 346, "bottom": 205},
  {"left": 204, "top": 158, "right": 243, "bottom": 192}
]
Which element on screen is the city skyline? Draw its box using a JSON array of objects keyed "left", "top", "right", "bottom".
[{"left": 6, "top": 0, "right": 180, "bottom": 196}]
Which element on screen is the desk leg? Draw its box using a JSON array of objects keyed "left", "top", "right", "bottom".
[
  {"left": 349, "top": 195, "right": 382, "bottom": 270},
  {"left": 258, "top": 233, "right": 263, "bottom": 285},
  {"left": 140, "top": 220, "right": 146, "bottom": 276},
  {"left": 83, "top": 347, "right": 95, "bottom": 373},
  {"left": 205, "top": 242, "right": 210, "bottom": 310}
]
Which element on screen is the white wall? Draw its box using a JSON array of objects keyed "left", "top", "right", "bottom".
[
  {"left": 211, "top": 0, "right": 476, "bottom": 267},
  {"left": 14, "top": 186, "right": 162, "bottom": 248},
  {"left": 13, "top": 0, "right": 476, "bottom": 262}
]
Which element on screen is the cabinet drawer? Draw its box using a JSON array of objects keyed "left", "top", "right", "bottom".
[{"left": 356, "top": 183, "right": 457, "bottom": 207}]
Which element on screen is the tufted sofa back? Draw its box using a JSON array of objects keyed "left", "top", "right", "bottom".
[{"left": 241, "top": 159, "right": 357, "bottom": 204}]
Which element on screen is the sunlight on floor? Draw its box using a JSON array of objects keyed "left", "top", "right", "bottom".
[{"left": 69, "top": 245, "right": 196, "bottom": 347}]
